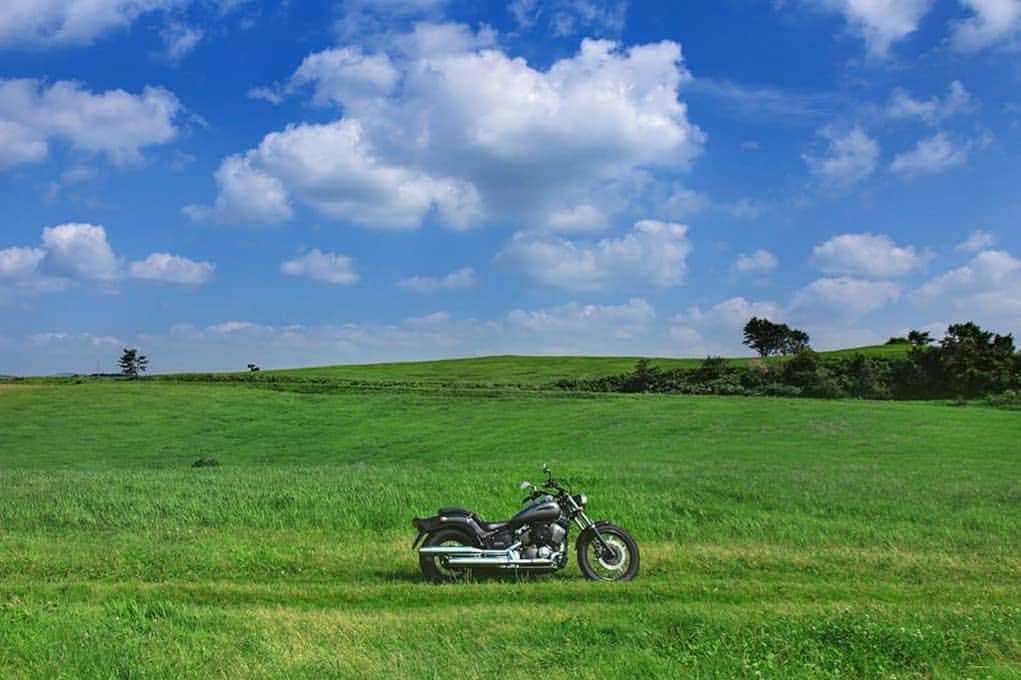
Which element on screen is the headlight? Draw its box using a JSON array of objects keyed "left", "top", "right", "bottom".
[{"left": 573, "top": 493, "right": 587, "bottom": 507}]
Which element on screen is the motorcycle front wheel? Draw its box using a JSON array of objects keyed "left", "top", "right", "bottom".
[{"left": 577, "top": 525, "right": 639, "bottom": 582}]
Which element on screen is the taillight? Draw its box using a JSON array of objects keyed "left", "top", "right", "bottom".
[{"left": 412, "top": 518, "right": 420, "bottom": 528}]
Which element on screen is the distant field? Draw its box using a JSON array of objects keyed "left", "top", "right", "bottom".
[
  {"left": 260, "top": 344, "right": 911, "bottom": 384},
  {"left": 1, "top": 377, "right": 1017, "bottom": 678}
]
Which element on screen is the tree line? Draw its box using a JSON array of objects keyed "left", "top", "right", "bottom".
[{"left": 555, "top": 319, "right": 1021, "bottom": 402}]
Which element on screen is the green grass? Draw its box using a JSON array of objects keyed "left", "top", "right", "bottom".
[{"left": 1, "top": 378, "right": 1018, "bottom": 678}]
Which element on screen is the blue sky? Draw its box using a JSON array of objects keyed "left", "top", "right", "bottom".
[{"left": 1, "top": 0, "right": 1019, "bottom": 374}]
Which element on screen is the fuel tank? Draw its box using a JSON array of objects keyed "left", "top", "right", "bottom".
[{"left": 510, "top": 498, "right": 562, "bottom": 528}]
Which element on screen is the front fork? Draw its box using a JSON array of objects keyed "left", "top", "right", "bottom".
[{"left": 573, "top": 511, "right": 614, "bottom": 554}]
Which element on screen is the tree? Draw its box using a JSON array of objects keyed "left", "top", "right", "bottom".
[
  {"left": 743, "top": 317, "right": 811, "bottom": 357},
  {"left": 937, "top": 322, "right": 1015, "bottom": 398},
  {"left": 118, "top": 348, "right": 148, "bottom": 377},
  {"left": 247, "top": 363, "right": 260, "bottom": 372},
  {"left": 624, "top": 358, "right": 661, "bottom": 392},
  {"left": 907, "top": 329, "right": 932, "bottom": 346}
]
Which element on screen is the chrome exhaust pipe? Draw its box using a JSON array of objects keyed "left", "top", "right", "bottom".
[
  {"left": 445, "top": 556, "right": 555, "bottom": 568},
  {"left": 418, "top": 543, "right": 556, "bottom": 568}
]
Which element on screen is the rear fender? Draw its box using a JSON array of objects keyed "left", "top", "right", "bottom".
[{"left": 411, "top": 512, "right": 485, "bottom": 548}]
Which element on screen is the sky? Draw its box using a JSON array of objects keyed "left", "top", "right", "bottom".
[{"left": 1, "top": 0, "right": 1020, "bottom": 375}]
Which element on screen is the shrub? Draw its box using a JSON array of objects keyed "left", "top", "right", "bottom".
[{"left": 192, "top": 458, "right": 221, "bottom": 468}]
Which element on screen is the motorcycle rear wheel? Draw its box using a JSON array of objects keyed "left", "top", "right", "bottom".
[
  {"left": 419, "top": 528, "right": 478, "bottom": 583},
  {"left": 577, "top": 525, "right": 639, "bottom": 582}
]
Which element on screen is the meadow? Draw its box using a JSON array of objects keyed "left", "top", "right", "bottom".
[{"left": 0, "top": 358, "right": 1018, "bottom": 678}]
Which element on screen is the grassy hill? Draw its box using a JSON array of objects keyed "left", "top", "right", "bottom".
[
  {"left": 259, "top": 344, "right": 912, "bottom": 384},
  {"left": 1, "top": 374, "right": 1017, "bottom": 677}
]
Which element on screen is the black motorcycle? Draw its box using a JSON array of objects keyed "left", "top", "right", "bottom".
[{"left": 411, "top": 465, "right": 639, "bottom": 582}]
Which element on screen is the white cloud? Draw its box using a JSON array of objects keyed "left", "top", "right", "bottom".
[
  {"left": 510, "top": 0, "right": 627, "bottom": 36},
  {"left": 811, "top": 233, "right": 932, "bottom": 278},
  {"left": 0, "top": 0, "right": 251, "bottom": 50},
  {"left": 790, "top": 277, "right": 901, "bottom": 321},
  {"left": 160, "top": 22, "right": 203, "bottom": 62},
  {"left": 669, "top": 297, "right": 783, "bottom": 356},
  {"left": 956, "top": 229, "right": 996, "bottom": 252},
  {"left": 202, "top": 31, "right": 704, "bottom": 230},
  {"left": 915, "top": 249, "right": 1021, "bottom": 317},
  {"left": 810, "top": 0, "right": 933, "bottom": 57},
  {"left": 0, "top": 78, "right": 181, "bottom": 168},
  {"left": 129, "top": 253, "right": 215, "bottom": 285},
  {"left": 890, "top": 132, "right": 969, "bottom": 176},
  {"left": 1, "top": 224, "right": 215, "bottom": 302},
  {"left": 735, "top": 250, "right": 778, "bottom": 274},
  {"left": 951, "top": 0, "right": 1021, "bottom": 52},
  {"left": 281, "top": 249, "right": 359, "bottom": 285},
  {"left": 547, "top": 204, "right": 609, "bottom": 232},
  {"left": 187, "top": 119, "right": 481, "bottom": 229},
  {"left": 287, "top": 47, "right": 399, "bottom": 108},
  {"left": 507, "top": 298, "right": 654, "bottom": 340},
  {"left": 886, "top": 81, "right": 975, "bottom": 124},
  {"left": 803, "top": 127, "right": 879, "bottom": 189},
  {"left": 41, "top": 223, "right": 120, "bottom": 281},
  {"left": 183, "top": 154, "right": 294, "bottom": 225},
  {"left": 498, "top": 219, "right": 692, "bottom": 291},
  {"left": 0, "top": 247, "right": 46, "bottom": 281},
  {"left": 0, "top": 0, "right": 178, "bottom": 48},
  {"left": 396, "top": 267, "right": 476, "bottom": 293}
]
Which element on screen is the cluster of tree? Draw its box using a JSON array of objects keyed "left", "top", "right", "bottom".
[
  {"left": 742, "top": 317, "right": 810, "bottom": 357},
  {"left": 555, "top": 321, "right": 1020, "bottom": 402}
]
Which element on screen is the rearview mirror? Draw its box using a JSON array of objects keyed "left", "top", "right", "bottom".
[
  {"left": 542, "top": 463, "right": 549, "bottom": 473},
  {"left": 519, "top": 481, "right": 532, "bottom": 490}
]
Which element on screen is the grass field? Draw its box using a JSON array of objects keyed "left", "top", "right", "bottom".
[{"left": 1, "top": 361, "right": 1018, "bottom": 677}]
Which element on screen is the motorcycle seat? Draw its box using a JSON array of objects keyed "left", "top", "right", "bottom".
[
  {"left": 479, "top": 520, "right": 509, "bottom": 532},
  {"left": 436, "top": 507, "right": 509, "bottom": 533}
]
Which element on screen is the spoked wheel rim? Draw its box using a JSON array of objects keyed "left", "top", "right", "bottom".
[{"left": 587, "top": 535, "right": 631, "bottom": 581}]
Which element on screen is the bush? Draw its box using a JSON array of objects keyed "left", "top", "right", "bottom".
[{"left": 192, "top": 458, "right": 221, "bottom": 468}]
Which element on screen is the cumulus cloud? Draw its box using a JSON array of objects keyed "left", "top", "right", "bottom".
[
  {"left": 200, "top": 31, "right": 704, "bottom": 231},
  {"left": 0, "top": 0, "right": 249, "bottom": 50},
  {"left": 129, "top": 253, "right": 215, "bottom": 285},
  {"left": 803, "top": 127, "right": 879, "bottom": 189},
  {"left": 790, "top": 277, "right": 901, "bottom": 322},
  {"left": 734, "top": 250, "right": 778, "bottom": 275},
  {"left": 0, "top": 78, "right": 181, "bottom": 169},
  {"left": 396, "top": 267, "right": 476, "bottom": 293},
  {"left": 810, "top": 0, "right": 933, "bottom": 58},
  {"left": 951, "top": 0, "right": 1021, "bottom": 52},
  {"left": 0, "top": 224, "right": 215, "bottom": 302},
  {"left": 811, "top": 233, "right": 932, "bottom": 278},
  {"left": 915, "top": 249, "right": 1021, "bottom": 317},
  {"left": 669, "top": 297, "right": 784, "bottom": 355},
  {"left": 956, "top": 229, "right": 996, "bottom": 252},
  {"left": 890, "top": 132, "right": 969, "bottom": 176},
  {"left": 286, "top": 47, "right": 400, "bottom": 108},
  {"left": 41, "top": 223, "right": 121, "bottom": 281},
  {"left": 186, "top": 119, "right": 481, "bottom": 229},
  {"left": 281, "top": 249, "right": 359, "bottom": 285},
  {"left": 497, "top": 219, "right": 692, "bottom": 291},
  {"left": 886, "top": 81, "right": 975, "bottom": 124}
]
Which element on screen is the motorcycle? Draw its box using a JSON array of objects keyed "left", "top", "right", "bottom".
[{"left": 411, "top": 465, "right": 639, "bottom": 582}]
